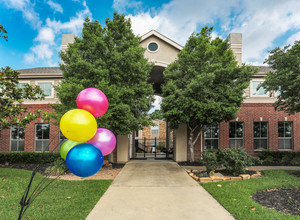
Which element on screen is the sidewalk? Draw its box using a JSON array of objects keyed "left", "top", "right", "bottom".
[{"left": 86, "top": 160, "right": 234, "bottom": 220}]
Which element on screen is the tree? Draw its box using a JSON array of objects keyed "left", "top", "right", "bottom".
[
  {"left": 53, "top": 13, "right": 154, "bottom": 135},
  {"left": 0, "top": 24, "right": 8, "bottom": 41},
  {"left": 161, "top": 27, "right": 256, "bottom": 162},
  {"left": 0, "top": 67, "right": 48, "bottom": 132},
  {"left": 260, "top": 41, "right": 300, "bottom": 114}
]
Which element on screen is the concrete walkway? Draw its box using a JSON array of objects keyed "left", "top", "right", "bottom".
[{"left": 86, "top": 160, "right": 234, "bottom": 220}]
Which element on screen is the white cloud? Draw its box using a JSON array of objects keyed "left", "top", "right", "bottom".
[
  {"left": 24, "top": 0, "right": 91, "bottom": 65},
  {"left": 287, "top": 31, "right": 300, "bottom": 45},
  {"left": 47, "top": 0, "right": 63, "bottom": 13},
  {"left": 3, "top": 0, "right": 41, "bottom": 29},
  {"left": 148, "top": 95, "right": 162, "bottom": 114},
  {"left": 113, "top": 0, "right": 142, "bottom": 13}
]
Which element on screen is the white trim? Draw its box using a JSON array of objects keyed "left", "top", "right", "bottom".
[
  {"left": 147, "top": 41, "right": 160, "bottom": 53},
  {"left": 250, "top": 79, "right": 269, "bottom": 97},
  {"left": 140, "top": 30, "right": 183, "bottom": 51},
  {"left": 35, "top": 80, "right": 55, "bottom": 98}
]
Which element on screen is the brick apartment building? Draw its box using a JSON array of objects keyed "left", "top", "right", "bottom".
[{"left": 0, "top": 30, "right": 299, "bottom": 163}]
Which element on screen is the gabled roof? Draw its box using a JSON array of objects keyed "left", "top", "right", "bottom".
[
  {"left": 140, "top": 30, "right": 183, "bottom": 51},
  {"left": 17, "top": 67, "right": 62, "bottom": 74}
]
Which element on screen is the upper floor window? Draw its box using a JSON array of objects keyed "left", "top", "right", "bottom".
[
  {"left": 11, "top": 124, "right": 25, "bottom": 152},
  {"left": 38, "top": 82, "right": 53, "bottom": 97},
  {"left": 151, "top": 125, "right": 159, "bottom": 134},
  {"left": 148, "top": 42, "right": 159, "bottom": 52},
  {"left": 204, "top": 124, "right": 219, "bottom": 150},
  {"left": 251, "top": 80, "right": 267, "bottom": 96},
  {"left": 35, "top": 123, "right": 50, "bottom": 152},
  {"left": 254, "top": 122, "right": 268, "bottom": 150},
  {"left": 278, "top": 122, "right": 293, "bottom": 150},
  {"left": 229, "top": 122, "right": 244, "bottom": 149}
]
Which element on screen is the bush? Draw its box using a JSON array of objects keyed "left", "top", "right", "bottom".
[
  {"left": 201, "top": 150, "right": 220, "bottom": 174},
  {"left": 290, "top": 157, "right": 300, "bottom": 166},
  {"left": 0, "top": 152, "right": 60, "bottom": 164},
  {"left": 257, "top": 150, "right": 300, "bottom": 165},
  {"left": 218, "top": 149, "right": 260, "bottom": 176},
  {"left": 45, "top": 158, "right": 67, "bottom": 175}
]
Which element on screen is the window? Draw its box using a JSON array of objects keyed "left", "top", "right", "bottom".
[
  {"left": 278, "top": 122, "right": 293, "bottom": 149},
  {"left": 148, "top": 42, "right": 158, "bottom": 52},
  {"left": 38, "top": 82, "right": 52, "bottom": 97},
  {"left": 35, "top": 124, "right": 50, "bottom": 151},
  {"left": 229, "top": 122, "right": 244, "bottom": 148},
  {"left": 204, "top": 124, "right": 219, "bottom": 150},
  {"left": 17, "top": 83, "right": 26, "bottom": 89},
  {"left": 59, "top": 130, "right": 67, "bottom": 148},
  {"left": 151, "top": 125, "right": 159, "bottom": 134},
  {"left": 251, "top": 81, "right": 267, "bottom": 96},
  {"left": 11, "top": 124, "right": 25, "bottom": 151},
  {"left": 135, "top": 130, "right": 139, "bottom": 137},
  {"left": 254, "top": 122, "right": 268, "bottom": 150}
]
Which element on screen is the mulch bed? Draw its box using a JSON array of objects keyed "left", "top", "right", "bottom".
[
  {"left": 252, "top": 188, "right": 300, "bottom": 216},
  {"left": 286, "top": 171, "right": 300, "bottom": 178},
  {"left": 192, "top": 169, "right": 258, "bottom": 178}
]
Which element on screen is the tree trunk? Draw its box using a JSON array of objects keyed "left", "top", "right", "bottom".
[
  {"left": 188, "top": 125, "right": 203, "bottom": 162},
  {"left": 188, "top": 129, "right": 194, "bottom": 162}
]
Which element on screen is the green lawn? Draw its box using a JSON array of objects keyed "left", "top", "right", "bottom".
[
  {"left": 0, "top": 168, "right": 112, "bottom": 219},
  {"left": 201, "top": 170, "right": 300, "bottom": 220}
]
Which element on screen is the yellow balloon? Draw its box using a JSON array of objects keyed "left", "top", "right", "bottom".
[{"left": 60, "top": 109, "right": 97, "bottom": 142}]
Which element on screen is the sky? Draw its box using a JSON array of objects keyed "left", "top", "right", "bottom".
[{"left": 1, "top": 0, "right": 300, "bottom": 70}]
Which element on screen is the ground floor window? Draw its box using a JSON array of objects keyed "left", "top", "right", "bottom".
[
  {"left": 254, "top": 122, "right": 268, "bottom": 150},
  {"left": 10, "top": 124, "right": 25, "bottom": 152},
  {"left": 35, "top": 123, "right": 50, "bottom": 152},
  {"left": 204, "top": 124, "right": 219, "bottom": 150},
  {"left": 278, "top": 122, "right": 293, "bottom": 150},
  {"left": 229, "top": 122, "right": 244, "bottom": 148}
]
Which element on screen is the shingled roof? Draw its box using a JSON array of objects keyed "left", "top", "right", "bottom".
[{"left": 17, "top": 67, "right": 62, "bottom": 75}]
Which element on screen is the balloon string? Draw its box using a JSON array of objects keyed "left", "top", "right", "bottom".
[{"left": 18, "top": 133, "right": 67, "bottom": 219}]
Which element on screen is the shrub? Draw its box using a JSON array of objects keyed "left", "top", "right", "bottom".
[
  {"left": 0, "top": 152, "right": 60, "bottom": 164},
  {"left": 45, "top": 158, "right": 67, "bottom": 175},
  {"left": 257, "top": 150, "right": 300, "bottom": 165},
  {"left": 263, "top": 155, "right": 274, "bottom": 163},
  {"left": 290, "top": 157, "right": 300, "bottom": 166},
  {"left": 218, "top": 149, "right": 260, "bottom": 176},
  {"left": 201, "top": 150, "right": 221, "bottom": 174}
]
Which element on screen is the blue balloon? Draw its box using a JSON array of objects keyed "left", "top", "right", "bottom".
[{"left": 66, "top": 143, "right": 104, "bottom": 177}]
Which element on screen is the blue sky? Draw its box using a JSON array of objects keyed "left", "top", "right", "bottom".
[{"left": 1, "top": 0, "right": 300, "bottom": 70}]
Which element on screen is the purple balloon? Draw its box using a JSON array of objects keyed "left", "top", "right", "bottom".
[
  {"left": 77, "top": 88, "right": 109, "bottom": 117},
  {"left": 87, "top": 128, "right": 116, "bottom": 156}
]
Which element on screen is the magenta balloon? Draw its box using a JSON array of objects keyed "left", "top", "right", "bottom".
[
  {"left": 77, "top": 88, "right": 109, "bottom": 117},
  {"left": 87, "top": 128, "right": 116, "bottom": 156}
]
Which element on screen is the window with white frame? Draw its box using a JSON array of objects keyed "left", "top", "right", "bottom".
[
  {"left": 278, "top": 122, "right": 293, "bottom": 150},
  {"left": 151, "top": 125, "right": 159, "bottom": 134},
  {"left": 38, "top": 82, "right": 53, "bottom": 97},
  {"left": 35, "top": 123, "right": 50, "bottom": 152},
  {"left": 229, "top": 122, "right": 244, "bottom": 148},
  {"left": 254, "top": 122, "right": 268, "bottom": 150},
  {"left": 11, "top": 124, "right": 25, "bottom": 152},
  {"left": 204, "top": 124, "right": 219, "bottom": 150},
  {"left": 251, "top": 80, "right": 267, "bottom": 96}
]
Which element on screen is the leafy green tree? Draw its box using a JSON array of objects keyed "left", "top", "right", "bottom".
[
  {"left": 53, "top": 13, "right": 154, "bottom": 135},
  {"left": 260, "top": 41, "right": 300, "bottom": 114},
  {"left": 0, "top": 24, "right": 8, "bottom": 41},
  {"left": 161, "top": 27, "right": 256, "bottom": 162},
  {"left": 0, "top": 67, "right": 48, "bottom": 132}
]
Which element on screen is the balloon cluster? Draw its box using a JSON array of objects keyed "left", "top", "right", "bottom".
[{"left": 59, "top": 88, "right": 116, "bottom": 177}]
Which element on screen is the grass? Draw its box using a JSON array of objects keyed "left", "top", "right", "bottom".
[
  {"left": 0, "top": 168, "right": 112, "bottom": 219},
  {"left": 201, "top": 170, "right": 300, "bottom": 220}
]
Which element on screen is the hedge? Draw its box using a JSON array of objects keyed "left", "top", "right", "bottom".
[
  {"left": 257, "top": 150, "right": 300, "bottom": 166},
  {"left": 0, "top": 152, "right": 61, "bottom": 164}
]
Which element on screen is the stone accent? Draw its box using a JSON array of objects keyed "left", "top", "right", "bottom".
[
  {"left": 230, "top": 177, "right": 242, "bottom": 181},
  {"left": 199, "top": 177, "right": 212, "bottom": 183},
  {"left": 239, "top": 174, "right": 251, "bottom": 180}
]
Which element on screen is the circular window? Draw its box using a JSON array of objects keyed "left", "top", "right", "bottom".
[{"left": 148, "top": 42, "right": 158, "bottom": 52}]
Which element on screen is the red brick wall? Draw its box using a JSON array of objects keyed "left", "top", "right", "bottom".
[
  {"left": 189, "top": 103, "right": 300, "bottom": 161},
  {"left": 0, "top": 104, "right": 60, "bottom": 153}
]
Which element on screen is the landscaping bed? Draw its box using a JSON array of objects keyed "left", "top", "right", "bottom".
[{"left": 252, "top": 188, "right": 300, "bottom": 216}]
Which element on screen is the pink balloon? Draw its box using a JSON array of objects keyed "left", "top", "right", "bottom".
[
  {"left": 77, "top": 88, "right": 109, "bottom": 117},
  {"left": 87, "top": 128, "right": 116, "bottom": 156}
]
